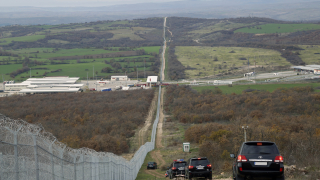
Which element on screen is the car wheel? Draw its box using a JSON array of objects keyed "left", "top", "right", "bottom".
[{"left": 169, "top": 174, "right": 172, "bottom": 179}]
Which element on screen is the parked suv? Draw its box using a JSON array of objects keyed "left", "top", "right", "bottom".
[
  {"left": 185, "top": 157, "right": 212, "bottom": 179},
  {"left": 230, "top": 141, "right": 284, "bottom": 180},
  {"left": 168, "top": 159, "right": 187, "bottom": 179},
  {"left": 147, "top": 162, "right": 157, "bottom": 169}
]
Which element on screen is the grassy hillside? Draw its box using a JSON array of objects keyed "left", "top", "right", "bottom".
[
  {"left": 297, "top": 45, "right": 320, "bottom": 64},
  {"left": 176, "top": 46, "right": 290, "bottom": 79}
]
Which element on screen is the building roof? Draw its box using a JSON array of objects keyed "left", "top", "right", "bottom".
[
  {"left": 291, "top": 66, "right": 315, "bottom": 71},
  {"left": 20, "top": 88, "right": 80, "bottom": 93},
  {"left": 111, "top": 76, "right": 128, "bottom": 78},
  {"left": 147, "top": 76, "right": 158, "bottom": 83}
]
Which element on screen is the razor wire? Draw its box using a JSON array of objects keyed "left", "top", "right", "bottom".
[{"left": 0, "top": 17, "right": 166, "bottom": 180}]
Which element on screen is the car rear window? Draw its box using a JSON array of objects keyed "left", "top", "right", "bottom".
[
  {"left": 148, "top": 162, "right": 155, "bottom": 164},
  {"left": 242, "top": 143, "right": 279, "bottom": 154},
  {"left": 191, "top": 159, "right": 209, "bottom": 166},
  {"left": 174, "top": 162, "right": 186, "bottom": 167}
]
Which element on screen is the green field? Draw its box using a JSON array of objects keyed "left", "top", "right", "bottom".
[
  {"left": 235, "top": 23, "right": 320, "bottom": 34},
  {"left": 176, "top": 46, "right": 290, "bottom": 79},
  {"left": 1, "top": 46, "right": 161, "bottom": 81},
  {"left": 189, "top": 22, "right": 254, "bottom": 39},
  {"left": 0, "top": 35, "right": 45, "bottom": 45},
  {"left": 192, "top": 82, "right": 320, "bottom": 94},
  {"left": 297, "top": 45, "right": 320, "bottom": 64}
]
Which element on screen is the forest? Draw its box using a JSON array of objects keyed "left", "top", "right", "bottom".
[
  {"left": 0, "top": 89, "right": 155, "bottom": 155},
  {"left": 164, "top": 85, "right": 320, "bottom": 178}
]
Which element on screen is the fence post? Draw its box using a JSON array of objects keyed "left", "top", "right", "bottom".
[
  {"left": 49, "top": 139, "right": 56, "bottom": 180},
  {"left": 33, "top": 134, "right": 40, "bottom": 180},
  {"left": 82, "top": 155, "right": 85, "bottom": 180},
  {"left": 73, "top": 155, "right": 77, "bottom": 180},
  {"left": 60, "top": 145, "right": 66, "bottom": 180},
  {"left": 89, "top": 156, "right": 92, "bottom": 180},
  {"left": 0, "top": 152, "right": 3, "bottom": 180},
  {"left": 14, "top": 125, "right": 23, "bottom": 180}
]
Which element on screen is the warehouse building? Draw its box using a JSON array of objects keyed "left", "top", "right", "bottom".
[
  {"left": 292, "top": 65, "right": 320, "bottom": 74},
  {"left": 4, "top": 77, "right": 83, "bottom": 94},
  {"left": 110, "top": 76, "right": 129, "bottom": 81}
]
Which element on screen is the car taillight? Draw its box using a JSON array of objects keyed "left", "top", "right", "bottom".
[
  {"left": 172, "top": 167, "right": 177, "bottom": 170},
  {"left": 280, "top": 167, "right": 283, "bottom": 172},
  {"left": 239, "top": 167, "right": 243, "bottom": 171},
  {"left": 274, "top": 156, "right": 284, "bottom": 163},
  {"left": 237, "top": 155, "right": 247, "bottom": 162},
  {"left": 188, "top": 165, "right": 194, "bottom": 169},
  {"left": 207, "top": 164, "right": 212, "bottom": 168}
]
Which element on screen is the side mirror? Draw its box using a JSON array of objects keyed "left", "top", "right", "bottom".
[
  {"left": 167, "top": 167, "right": 170, "bottom": 169},
  {"left": 230, "top": 154, "right": 235, "bottom": 158}
]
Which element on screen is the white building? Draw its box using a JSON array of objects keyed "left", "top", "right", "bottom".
[
  {"left": 146, "top": 76, "right": 158, "bottom": 87},
  {"left": 111, "top": 76, "right": 129, "bottom": 81},
  {"left": 4, "top": 77, "right": 83, "bottom": 94}
]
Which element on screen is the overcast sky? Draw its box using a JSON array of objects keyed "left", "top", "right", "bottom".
[{"left": 2, "top": 0, "right": 186, "bottom": 7}]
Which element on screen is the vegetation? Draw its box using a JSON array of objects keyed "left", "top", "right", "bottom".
[
  {"left": 175, "top": 46, "right": 290, "bottom": 79},
  {"left": 235, "top": 23, "right": 320, "bottom": 34},
  {"left": 297, "top": 45, "right": 320, "bottom": 65},
  {"left": 0, "top": 46, "right": 160, "bottom": 81},
  {"left": 0, "top": 90, "right": 155, "bottom": 155},
  {"left": 192, "top": 82, "right": 320, "bottom": 94},
  {"left": 164, "top": 85, "right": 320, "bottom": 178}
]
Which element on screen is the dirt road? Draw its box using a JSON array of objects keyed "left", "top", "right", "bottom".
[
  {"left": 161, "top": 17, "right": 167, "bottom": 81},
  {"left": 138, "top": 90, "right": 158, "bottom": 146}
]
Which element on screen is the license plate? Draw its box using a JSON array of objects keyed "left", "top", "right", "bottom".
[
  {"left": 254, "top": 162, "right": 267, "bottom": 165},
  {"left": 196, "top": 166, "right": 204, "bottom": 169},
  {"left": 178, "top": 167, "right": 184, "bottom": 170}
]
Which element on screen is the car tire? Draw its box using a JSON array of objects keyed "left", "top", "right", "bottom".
[{"left": 169, "top": 174, "right": 172, "bottom": 179}]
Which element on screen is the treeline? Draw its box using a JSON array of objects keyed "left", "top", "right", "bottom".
[
  {"left": 167, "top": 46, "right": 186, "bottom": 80},
  {"left": 0, "top": 90, "right": 155, "bottom": 155},
  {"left": 165, "top": 86, "right": 320, "bottom": 177}
]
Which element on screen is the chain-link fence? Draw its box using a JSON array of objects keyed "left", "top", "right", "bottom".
[
  {"left": 0, "top": 17, "right": 167, "bottom": 180},
  {"left": 0, "top": 86, "right": 161, "bottom": 180}
]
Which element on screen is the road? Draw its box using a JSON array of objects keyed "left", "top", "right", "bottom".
[{"left": 161, "top": 17, "right": 167, "bottom": 81}]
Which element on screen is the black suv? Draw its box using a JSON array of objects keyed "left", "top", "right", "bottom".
[
  {"left": 168, "top": 159, "right": 187, "bottom": 179},
  {"left": 185, "top": 157, "right": 212, "bottom": 179},
  {"left": 230, "top": 141, "right": 284, "bottom": 180},
  {"left": 147, "top": 162, "right": 157, "bottom": 169}
]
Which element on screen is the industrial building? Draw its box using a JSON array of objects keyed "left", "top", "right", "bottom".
[
  {"left": 146, "top": 76, "right": 158, "bottom": 87},
  {"left": 292, "top": 65, "right": 320, "bottom": 74},
  {"left": 110, "top": 76, "right": 129, "bottom": 81},
  {"left": 4, "top": 77, "right": 83, "bottom": 94}
]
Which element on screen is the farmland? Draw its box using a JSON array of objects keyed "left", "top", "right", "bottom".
[
  {"left": 0, "top": 46, "right": 160, "bottom": 81},
  {"left": 234, "top": 23, "right": 320, "bottom": 34},
  {"left": 0, "top": 35, "right": 45, "bottom": 45},
  {"left": 175, "top": 46, "right": 290, "bottom": 79}
]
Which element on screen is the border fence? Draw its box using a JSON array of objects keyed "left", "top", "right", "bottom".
[
  {"left": 0, "top": 17, "right": 166, "bottom": 180},
  {"left": 0, "top": 87, "right": 161, "bottom": 180}
]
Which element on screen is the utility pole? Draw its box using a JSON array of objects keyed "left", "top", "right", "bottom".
[
  {"left": 144, "top": 59, "right": 146, "bottom": 79},
  {"left": 247, "top": 58, "right": 250, "bottom": 81},
  {"left": 242, "top": 126, "right": 249, "bottom": 142},
  {"left": 254, "top": 58, "right": 256, "bottom": 82},
  {"left": 86, "top": 72, "right": 89, "bottom": 86},
  {"left": 136, "top": 65, "right": 138, "bottom": 81},
  {"left": 93, "top": 65, "right": 94, "bottom": 80},
  {"left": 29, "top": 68, "right": 31, "bottom": 78}
]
